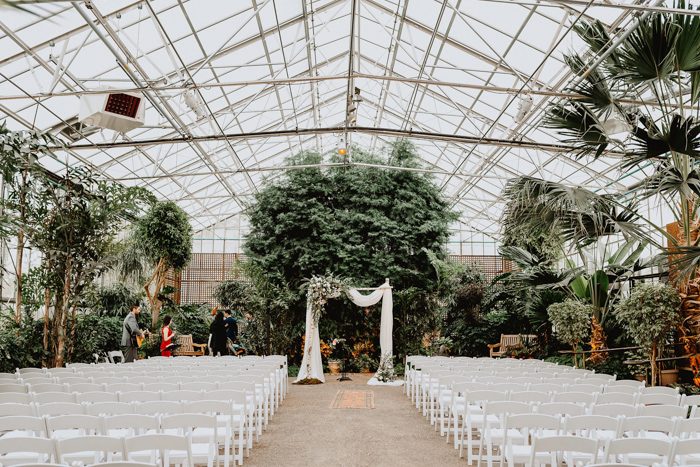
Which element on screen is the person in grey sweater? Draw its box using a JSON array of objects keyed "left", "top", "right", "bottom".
[{"left": 121, "top": 302, "right": 147, "bottom": 363}]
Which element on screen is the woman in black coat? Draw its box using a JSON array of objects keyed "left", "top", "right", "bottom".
[{"left": 209, "top": 311, "right": 228, "bottom": 356}]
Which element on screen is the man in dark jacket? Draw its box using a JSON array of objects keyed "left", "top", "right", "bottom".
[{"left": 121, "top": 302, "right": 146, "bottom": 363}]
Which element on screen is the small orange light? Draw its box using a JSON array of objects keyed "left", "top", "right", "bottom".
[{"left": 338, "top": 148, "right": 347, "bottom": 156}]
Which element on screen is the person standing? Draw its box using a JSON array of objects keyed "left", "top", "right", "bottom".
[
  {"left": 209, "top": 311, "right": 227, "bottom": 356},
  {"left": 160, "top": 315, "right": 176, "bottom": 357},
  {"left": 223, "top": 309, "right": 237, "bottom": 353},
  {"left": 121, "top": 302, "right": 147, "bottom": 363}
]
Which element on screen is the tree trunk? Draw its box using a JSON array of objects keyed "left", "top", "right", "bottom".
[
  {"left": 14, "top": 228, "right": 24, "bottom": 323},
  {"left": 651, "top": 342, "right": 658, "bottom": 387},
  {"left": 145, "top": 258, "right": 166, "bottom": 328},
  {"left": 42, "top": 287, "right": 50, "bottom": 367},
  {"left": 54, "top": 256, "right": 72, "bottom": 368},
  {"left": 587, "top": 316, "right": 607, "bottom": 365},
  {"left": 13, "top": 169, "right": 28, "bottom": 324}
]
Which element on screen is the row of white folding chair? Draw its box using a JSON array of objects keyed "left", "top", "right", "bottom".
[
  {"left": 0, "top": 434, "right": 200, "bottom": 467},
  {"left": 0, "top": 405, "right": 245, "bottom": 465},
  {"left": 421, "top": 378, "right": 677, "bottom": 428},
  {"left": 448, "top": 393, "right": 691, "bottom": 456},
  {"left": 472, "top": 408, "right": 700, "bottom": 467}
]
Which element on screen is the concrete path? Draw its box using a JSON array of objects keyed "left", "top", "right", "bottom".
[{"left": 247, "top": 373, "right": 463, "bottom": 467}]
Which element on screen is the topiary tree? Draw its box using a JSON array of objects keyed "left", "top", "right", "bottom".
[
  {"left": 547, "top": 299, "right": 593, "bottom": 368},
  {"left": 615, "top": 283, "right": 681, "bottom": 385},
  {"left": 136, "top": 201, "right": 193, "bottom": 327}
]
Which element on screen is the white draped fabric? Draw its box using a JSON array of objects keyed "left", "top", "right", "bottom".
[{"left": 295, "top": 279, "right": 393, "bottom": 383}]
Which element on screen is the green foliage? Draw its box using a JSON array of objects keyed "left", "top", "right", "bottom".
[
  {"left": 214, "top": 281, "right": 252, "bottom": 316},
  {"left": 69, "top": 314, "right": 122, "bottom": 364},
  {"left": 244, "top": 141, "right": 456, "bottom": 360},
  {"left": 87, "top": 284, "right": 142, "bottom": 317},
  {"left": 615, "top": 283, "right": 682, "bottom": 351},
  {"left": 547, "top": 299, "right": 593, "bottom": 348},
  {"left": 136, "top": 201, "right": 193, "bottom": 270},
  {"left": 0, "top": 309, "right": 45, "bottom": 372}
]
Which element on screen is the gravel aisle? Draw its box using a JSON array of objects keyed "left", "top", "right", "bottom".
[{"left": 246, "top": 373, "right": 464, "bottom": 467}]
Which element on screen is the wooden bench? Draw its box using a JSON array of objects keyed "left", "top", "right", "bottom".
[
  {"left": 487, "top": 334, "right": 537, "bottom": 358},
  {"left": 172, "top": 334, "right": 207, "bottom": 357}
]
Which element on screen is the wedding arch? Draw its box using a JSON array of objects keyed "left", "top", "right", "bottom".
[{"left": 295, "top": 275, "right": 395, "bottom": 384}]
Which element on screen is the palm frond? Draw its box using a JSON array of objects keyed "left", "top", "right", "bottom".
[
  {"left": 544, "top": 101, "right": 610, "bottom": 158},
  {"left": 673, "top": 0, "right": 700, "bottom": 75},
  {"left": 664, "top": 246, "right": 700, "bottom": 283},
  {"left": 573, "top": 20, "right": 621, "bottom": 68},
  {"left": 614, "top": 13, "right": 679, "bottom": 84},
  {"left": 628, "top": 114, "right": 700, "bottom": 167},
  {"left": 564, "top": 54, "right": 615, "bottom": 112},
  {"left": 643, "top": 162, "right": 700, "bottom": 200}
]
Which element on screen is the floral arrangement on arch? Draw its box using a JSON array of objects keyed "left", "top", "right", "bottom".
[{"left": 305, "top": 274, "right": 345, "bottom": 324}]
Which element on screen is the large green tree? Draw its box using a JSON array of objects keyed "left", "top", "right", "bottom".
[{"left": 244, "top": 140, "right": 457, "bottom": 358}]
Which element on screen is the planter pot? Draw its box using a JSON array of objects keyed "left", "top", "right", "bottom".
[
  {"left": 328, "top": 360, "right": 341, "bottom": 375},
  {"left": 660, "top": 369, "right": 679, "bottom": 386}
]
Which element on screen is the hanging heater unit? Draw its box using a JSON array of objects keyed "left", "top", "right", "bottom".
[{"left": 79, "top": 92, "right": 145, "bottom": 133}]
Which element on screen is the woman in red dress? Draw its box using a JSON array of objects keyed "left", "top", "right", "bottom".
[{"left": 160, "top": 315, "right": 176, "bottom": 357}]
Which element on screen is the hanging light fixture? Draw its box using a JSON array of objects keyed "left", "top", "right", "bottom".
[{"left": 337, "top": 134, "right": 347, "bottom": 156}]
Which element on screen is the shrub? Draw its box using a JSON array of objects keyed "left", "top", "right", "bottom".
[
  {"left": 547, "top": 299, "right": 593, "bottom": 367},
  {"left": 615, "top": 283, "right": 681, "bottom": 385}
]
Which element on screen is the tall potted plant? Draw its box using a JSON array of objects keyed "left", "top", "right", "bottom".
[
  {"left": 616, "top": 283, "right": 682, "bottom": 386},
  {"left": 547, "top": 298, "right": 592, "bottom": 368},
  {"left": 136, "top": 201, "right": 193, "bottom": 327}
]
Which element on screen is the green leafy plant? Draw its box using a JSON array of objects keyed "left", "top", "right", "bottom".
[
  {"left": 136, "top": 201, "right": 193, "bottom": 327},
  {"left": 243, "top": 141, "right": 456, "bottom": 361},
  {"left": 547, "top": 299, "right": 593, "bottom": 367},
  {"left": 615, "top": 283, "right": 682, "bottom": 385}
]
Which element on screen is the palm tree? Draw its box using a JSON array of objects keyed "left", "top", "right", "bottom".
[{"left": 531, "top": 1, "right": 700, "bottom": 373}]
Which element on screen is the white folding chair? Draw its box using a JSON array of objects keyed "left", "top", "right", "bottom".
[
  {"left": 640, "top": 386, "right": 679, "bottom": 396},
  {"left": 124, "top": 434, "right": 192, "bottom": 467},
  {"left": 161, "top": 414, "right": 218, "bottom": 467},
  {"left": 603, "top": 437, "right": 673, "bottom": 466},
  {"left": 89, "top": 462, "right": 156, "bottom": 467},
  {"left": 620, "top": 415, "right": 676, "bottom": 441},
  {"left": 530, "top": 435, "right": 599, "bottom": 466},
  {"left": 45, "top": 414, "right": 102, "bottom": 440},
  {"left": 0, "top": 416, "right": 47, "bottom": 439},
  {"left": 103, "top": 415, "right": 159, "bottom": 438},
  {"left": 458, "top": 390, "right": 508, "bottom": 463},
  {"left": 566, "top": 384, "right": 603, "bottom": 394},
  {"left": 638, "top": 393, "right": 681, "bottom": 406},
  {"left": 509, "top": 391, "right": 551, "bottom": 404},
  {"left": 564, "top": 414, "right": 621, "bottom": 443},
  {"left": 503, "top": 414, "right": 561, "bottom": 467},
  {"left": 161, "top": 390, "right": 202, "bottom": 402},
  {"left": 477, "top": 401, "right": 533, "bottom": 467},
  {"left": 597, "top": 392, "right": 638, "bottom": 405},
  {"left": 676, "top": 416, "right": 700, "bottom": 439},
  {"left": 537, "top": 402, "right": 586, "bottom": 417},
  {"left": 180, "top": 382, "right": 217, "bottom": 392},
  {"left": 0, "top": 393, "right": 32, "bottom": 404},
  {"left": 637, "top": 404, "right": 687, "bottom": 418},
  {"left": 78, "top": 391, "right": 118, "bottom": 403},
  {"left": 33, "top": 392, "right": 76, "bottom": 404},
  {"left": 107, "top": 351, "right": 125, "bottom": 364},
  {"left": 591, "top": 403, "right": 638, "bottom": 418},
  {"left": 0, "top": 384, "right": 28, "bottom": 394},
  {"left": 118, "top": 391, "right": 161, "bottom": 403},
  {"left": 608, "top": 380, "right": 645, "bottom": 388},
  {"left": 552, "top": 392, "right": 596, "bottom": 405},
  {"left": 56, "top": 436, "right": 125, "bottom": 465},
  {"left": 671, "top": 437, "right": 700, "bottom": 465},
  {"left": 185, "top": 400, "right": 241, "bottom": 467},
  {"left": 133, "top": 401, "right": 182, "bottom": 416},
  {"left": 0, "top": 403, "right": 35, "bottom": 416},
  {"left": 87, "top": 402, "right": 134, "bottom": 416},
  {"left": 0, "top": 437, "right": 55, "bottom": 466},
  {"left": 35, "top": 402, "right": 85, "bottom": 416},
  {"left": 28, "top": 383, "right": 67, "bottom": 394},
  {"left": 70, "top": 383, "right": 105, "bottom": 394}
]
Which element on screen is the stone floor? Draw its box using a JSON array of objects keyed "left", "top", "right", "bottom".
[{"left": 246, "top": 373, "right": 464, "bottom": 467}]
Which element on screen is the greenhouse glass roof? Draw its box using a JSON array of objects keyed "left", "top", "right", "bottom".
[{"left": 0, "top": 0, "right": 678, "bottom": 243}]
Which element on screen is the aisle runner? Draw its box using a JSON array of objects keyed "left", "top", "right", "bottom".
[{"left": 330, "top": 390, "right": 375, "bottom": 409}]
